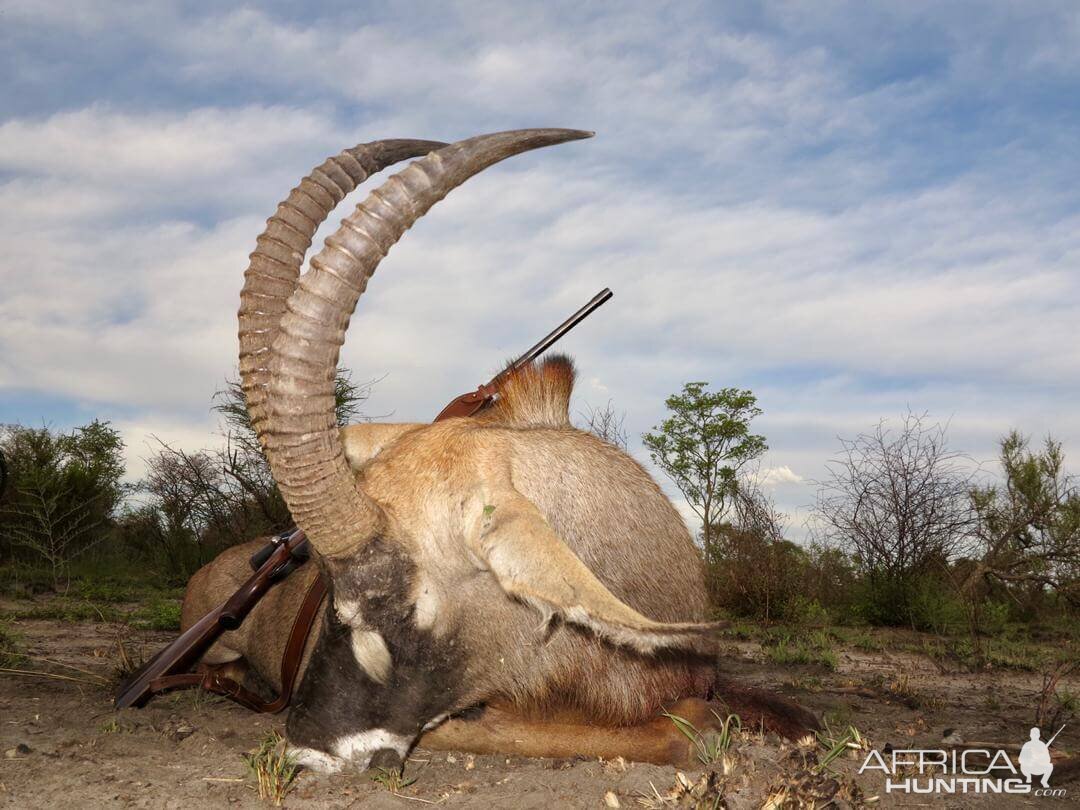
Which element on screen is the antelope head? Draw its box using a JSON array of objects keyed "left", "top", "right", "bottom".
[{"left": 237, "top": 130, "right": 716, "bottom": 772}]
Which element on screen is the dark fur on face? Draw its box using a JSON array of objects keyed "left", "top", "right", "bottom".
[{"left": 286, "top": 539, "right": 467, "bottom": 764}]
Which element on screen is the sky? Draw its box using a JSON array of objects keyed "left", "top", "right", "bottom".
[{"left": 2, "top": 1, "right": 1079, "bottom": 538}]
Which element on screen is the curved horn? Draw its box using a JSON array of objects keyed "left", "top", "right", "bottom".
[
  {"left": 239, "top": 139, "right": 446, "bottom": 442},
  {"left": 262, "top": 128, "right": 594, "bottom": 557}
]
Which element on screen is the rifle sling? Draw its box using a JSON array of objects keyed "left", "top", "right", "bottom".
[{"left": 147, "top": 571, "right": 327, "bottom": 713}]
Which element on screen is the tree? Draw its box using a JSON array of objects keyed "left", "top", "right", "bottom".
[
  {"left": 963, "top": 431, "right": 1080, "bottom": 608},
  {"left": 136, "top": 367, "right": 373, "bottom": 578},
  {"left": 0, "top": 420, "right": 128, "bottom": 586},
  {"left": 813, "top": 411, "right": 974, "bottom": 624},
  {"left": 711, "top": 478, "right": 802, "bottom": 621},
  {"left": 580, "top": 400, "right": 628, "bottom": 450},
  {"left": 642, "top": 383, "right": 767, "bottom": 597}
]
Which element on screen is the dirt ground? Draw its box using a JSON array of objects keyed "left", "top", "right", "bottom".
[{"left": 0, "top": 614, "right": 1076, "bottom": 809}]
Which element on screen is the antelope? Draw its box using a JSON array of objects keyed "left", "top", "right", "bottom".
[{"left": 181, "top": 130, "right": 818, "bottom": 773}]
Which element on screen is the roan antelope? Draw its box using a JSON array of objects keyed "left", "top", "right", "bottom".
[{"left": 181, "top": 130, "right": 819, "bottom": 772}]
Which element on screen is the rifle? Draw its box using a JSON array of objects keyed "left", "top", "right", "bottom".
[
  {"left": 435, "top": 288, "right": 612, "bottom": 420},
  {"left": 114, "top": 529, "right": 312, "bottom": 710},
  {"left": 115, "top": 288, "right": 613, "bottom": 712}
]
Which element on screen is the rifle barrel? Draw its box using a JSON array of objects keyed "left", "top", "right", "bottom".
[{"left": 509, "top": 288, "right": 612, "bottom": 373}]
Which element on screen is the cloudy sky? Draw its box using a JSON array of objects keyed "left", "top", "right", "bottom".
[{"left": 2, "top": 1, "right": 1078, "bottom": 536}]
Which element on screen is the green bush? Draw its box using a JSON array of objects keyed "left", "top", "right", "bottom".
[
  {"left": 908, "top": 576, "right": 967, "bottom": 634},
  {"left": 129, "top": 598, "right": 182, "bottom": 631},
  {"left": 978, "top": 601, "right": 1011, "bottom": 635},
  {"left": 786, "top": 596, "right": 832, "bottom": 626},
  {"left": 850, "top": 577, "right": 906, "bottom": 626},
  {"left": 0, "top": 621, "right": 26, "bottom": 668}
]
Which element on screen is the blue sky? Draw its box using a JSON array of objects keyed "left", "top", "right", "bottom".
[{"left": 2, "top": 1, "right": 1079, "bottom": 535}]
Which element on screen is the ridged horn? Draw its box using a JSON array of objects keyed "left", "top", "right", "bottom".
[
  {"left": 239, "top": 139, "right": 446, "bottom": 444},
  {"left": 262, "top": 128, "right": 594, "bottom": 556}
]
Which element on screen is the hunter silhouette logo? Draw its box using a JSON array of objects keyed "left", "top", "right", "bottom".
[
  {"left": 1019, "top": 725, "right": 1064, "bottom": 789},
  {"left": 859, "top": 723, "right": 1068, "bottom": 797}
]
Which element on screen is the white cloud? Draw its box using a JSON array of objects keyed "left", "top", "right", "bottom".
[
  {"left": 752, "top": 466, "right": 804, "bottom": 488},
  {"left": 3, "top": 2, "right": 1080, "bottom": 542}
]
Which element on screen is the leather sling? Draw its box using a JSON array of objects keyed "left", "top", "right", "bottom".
[{"left": 149, "top": 573, "right": 327, "bottom": 713}]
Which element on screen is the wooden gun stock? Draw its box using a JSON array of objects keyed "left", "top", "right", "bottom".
[
  {"left": 433, "top": 385, "right": 497, "bottom": 422},
  {"left": 114, "top": 530, "right": 306, "bottom": 709}
]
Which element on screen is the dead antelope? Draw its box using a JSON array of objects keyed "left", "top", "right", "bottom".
[{"left": 182, "top": 130, "right": 818, "bottom": 772}]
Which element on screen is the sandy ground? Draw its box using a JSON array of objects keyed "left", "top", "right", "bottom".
[{"left": 0, "top": 616, "right": 1076, "bottom": 809}]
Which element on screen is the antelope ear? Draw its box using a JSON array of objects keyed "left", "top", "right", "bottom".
[
  {"left": 340, "top": 424, "right": 424, "bottom": 470},
  {"left": 466, "top": 492, "right": 721, "bottom": 655}
]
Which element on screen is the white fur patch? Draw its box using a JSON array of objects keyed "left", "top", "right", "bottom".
[
  {"left": 562, "top": 604, "right": 709, "bottom": 655},
  {"left": 335, "top": 598, "right": 364, "bottom": 624},
  {"left": 288, "top": 746, "right": 344, "bottom": 773},
  {"left": 421, "top": 713, "right": 449, "bottom": 732},
  {"left": 333, "top": 728, "right": 413, "bottom": 767},
  {"left": 350, "top": 629, "right": 392, "bottom": 684}
]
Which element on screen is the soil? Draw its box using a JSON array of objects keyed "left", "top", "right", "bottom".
[{"left": 0, "top": 617, "right": 1076, "bottom": 809}]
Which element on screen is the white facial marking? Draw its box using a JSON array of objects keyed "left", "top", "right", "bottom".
[
  {"left": 333, "top": 729, "right": 413, "bottom": 768},
  {"left": 288, "top": 746, "right": 344, "bottom": 773},
  {"left": 335, "top": 598, "right": 363, "bottom": 624},
  {"left": 351, "top": 629, "right": 393, "bottom": 684}
]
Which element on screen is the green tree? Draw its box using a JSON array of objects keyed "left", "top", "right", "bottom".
[
  {"left": 0, "top": 420, "right": 128, "bottom": 586},
  {"left": 643, "top": 383, "right": 767, "bottom": 597},
  {"left": 964, "top": 431, "right": 1080, "bottom": 609}
]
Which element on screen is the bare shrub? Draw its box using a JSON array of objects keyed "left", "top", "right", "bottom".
[
  {"left": 579, "top": 400, "right": 628, "bottom": 450},
  {"left": 813, "top": 412, "right": 974, "bottom": 624}
]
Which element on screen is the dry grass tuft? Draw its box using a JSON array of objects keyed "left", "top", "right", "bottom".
[{"left": 243, "top": 730, "right": 297, "bottom": 806}]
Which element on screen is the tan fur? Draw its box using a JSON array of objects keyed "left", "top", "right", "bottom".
[
  {"left": 182, "top": 360, "right": 816, "bottom": 763},
  {"left": 181, "top": 540, "right": 324, "bottom": 691},
  {"left": 418, "top": 699, "right": 709, "bottom": 766},
  {"left": 479, "top": 354, "right": 576, "bottom": 428}
]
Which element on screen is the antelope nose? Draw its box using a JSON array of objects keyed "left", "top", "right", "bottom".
[{"left": 369, "top": 747, "right": 402, "bottom": 770}]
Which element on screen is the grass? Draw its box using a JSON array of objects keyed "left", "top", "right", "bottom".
[
  {"left": 662, "top": 708, "right": 741, "bottom": 770},
  {"left": 99, "top": 717, "right": 134, "bottom": 734},
  {"left": 785, "top": 674, "right": 824, "bottom": 692},
  {"left": 0, "top": 620, "right": 27, "bottom": 668},
  {"left": 243, "top": 730, "right": 297, "bottom": 806},
  {"left": 370, "top": 766, "right": 417, "bottom": 794},
  {"left": 761, "top": 629, "right": 838, "bottom": 671},
  {"left": 816, "top": 722, "right": 872, "bottom": 773},
  {"left": 128, "top": 597, "right": 182, "bottom": 631},
  {"left": 714, "top": 617, "right": 1077, "bottom": 676},
  {"left": 69, "top": 579, "right": 183, "bottom": 605},
  {"left": 2, "top": 594, "right": 181, "bottom": 630},
  {"left": 885, "top": 671, "right": 944, "bottom": 711},
  {"left": 0, "top": 556, "right": 184, "bottom": 600},
  {"left": 4, "top": 599, "right": 123, "bottom": 623},
  {"left": 832, "top": 627, "right": 887, "bottom": 653},
  {"left": 718, "top": 621, "right": 757, "bottom": 641}
]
